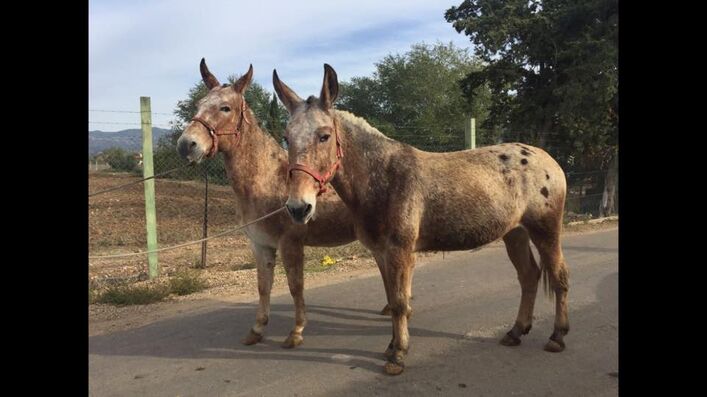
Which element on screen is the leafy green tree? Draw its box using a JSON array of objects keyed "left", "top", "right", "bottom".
[
  {"left": 445, "top": 0, "right": 618, "bottom": 172},
  {"left": 101, "top": 147, "right": 139, "bottom": 173},
  {"left": 337, "top": 42, "right": 492, "bottom": 151},
  {"left": 264, "top": 93, "right": 287, "bottom": 145},
  {"left": 446, "top": 0, "right": 618, "bottom": 215}
]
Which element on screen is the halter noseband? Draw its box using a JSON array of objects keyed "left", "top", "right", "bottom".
[
  {"left": 288, "top": 126, "right": 343, "bottom": 196},
  {"left": 190, "top": 100, "right": 250, "bottom": 158}
]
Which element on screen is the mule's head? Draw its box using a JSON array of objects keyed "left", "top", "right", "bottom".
[
  {"left": 273, "top": 64, "right": 341, "bottom": 224},
  {"left": 177, "top": 58, "right": 253, "bottom": 163}
]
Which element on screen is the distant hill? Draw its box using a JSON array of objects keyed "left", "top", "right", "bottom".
[{"left": 88, "top": 127, "right": 173, "bottom": 155}]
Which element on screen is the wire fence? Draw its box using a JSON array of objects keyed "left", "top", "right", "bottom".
[{"left": 88, "top": 109, "right": 617, "bottom": 286}]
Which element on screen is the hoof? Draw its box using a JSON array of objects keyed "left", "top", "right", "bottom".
[
  {"left": 384, "top": 361, "right": 405, "bottom": 375},
  {"left": 281, "top": 332, "right": 304, "bottom": 349},
  {"left": 500, "top": 333, "right": 521, "bottom": 346},
  {"left": 241, "top": 329, "right": 263, "bottom": 345},
  {"left": 380, "top": 304, "right": 392, "bottom": 316},
  {"left": 544, "top": 339, "right": 565, "bottom": 352}
]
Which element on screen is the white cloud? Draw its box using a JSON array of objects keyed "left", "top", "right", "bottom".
[{"left": 89, "top": 0, "right": 472, "bottom": 130}]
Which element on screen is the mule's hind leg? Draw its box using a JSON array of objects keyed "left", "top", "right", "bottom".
[
  {"left": 500, "top": 226, "right": 541, "bottom": 346},
  {"left": 527, "top": 227, "right": 570, "bottom": 353},
  {"left": 280, "top": 240, "right": 306, "bottom": 348},
  {"left": 241, "top": 243, "right": 276, "bottom": 345}
]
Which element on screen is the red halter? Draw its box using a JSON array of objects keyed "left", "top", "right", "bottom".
[
  {"left": 288, "top": 126, "right": 344, "bottom": 196},
  {"left": 191, "top": 100, "right": 250, "bottom": 158}
]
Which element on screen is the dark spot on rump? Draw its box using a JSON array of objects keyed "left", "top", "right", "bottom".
[
  {"left": 521, "top": 158, "right": 528, "bottom": 165},
  {"left": 540, "top": 187, "right": 549, "bottom": 198},
  {"left": 520, "top": 149, "right": 530, "bottom": 156},
  {"left": 546, "top": 173, "right": 550, "bottom": 180},
  {"left": 499, "top": 154, "right": 509, "bottom": 161},
  {"left": 515, "top": 144, "right": 535, "bottom": 154}
]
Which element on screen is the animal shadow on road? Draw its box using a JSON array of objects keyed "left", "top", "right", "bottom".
[{"left": 89, "top": 303, "right": 466, "bottom": 374}]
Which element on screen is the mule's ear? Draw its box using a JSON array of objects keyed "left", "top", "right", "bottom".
[
  {"left": 200, "top": 58, "right": 220, "bottom": 90},
  {"left": 232, "top": 64, "right": 253, "bottom": 94},
  {"left": 320, "top": 63, "right": 339, "bottom": 110},
  {"left": 273, "top": 69, "right": 303, "bottom": 114}
]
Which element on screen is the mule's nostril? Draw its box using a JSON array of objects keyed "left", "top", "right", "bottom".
[
  {"left": 285, "top": 202, "right": 312, "bottom": 222},
  {"left": 177, "top": 138, "right": 193, "bottom": 159}
]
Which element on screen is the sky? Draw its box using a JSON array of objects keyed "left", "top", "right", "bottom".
[{"left": 89, "top": 0, "right": 473, "bottom": 131}]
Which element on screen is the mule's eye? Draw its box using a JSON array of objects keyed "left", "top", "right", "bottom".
[
  {"left": 319, "top": 134, "right": 330, "bottom": 143},
  {"left": 220, "top": 106, "right": 231, "bottom": 112}
]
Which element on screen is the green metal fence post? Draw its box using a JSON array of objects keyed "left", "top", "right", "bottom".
[
  {"left": 464, "top": 116, "right": 476, "bottom": 149},
  {"left": 140, "top": 96, "right": 159, "bottom": 278}
]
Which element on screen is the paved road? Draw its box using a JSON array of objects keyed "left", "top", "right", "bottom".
[{"left": 89, "top": 228, "right": 618, "bottom": 396}]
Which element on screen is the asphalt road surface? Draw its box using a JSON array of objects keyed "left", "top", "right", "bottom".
[{"left": 89, "top": 228, "right": 618, "bottom": 396}]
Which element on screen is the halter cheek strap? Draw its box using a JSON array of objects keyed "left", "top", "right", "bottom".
[
  {"left": 288, "top": 128, "right": 343, "bottom": 196},
  {"left": 190, "top": 100, "right": 250, "bottom": 158}
]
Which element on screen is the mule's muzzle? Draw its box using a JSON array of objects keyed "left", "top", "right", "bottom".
[
  {"left": 285, "top": 199, "right": 313, "bottom": 224},
  {"left": 177, "top": 136, "right": 202, "bottom": 163}
]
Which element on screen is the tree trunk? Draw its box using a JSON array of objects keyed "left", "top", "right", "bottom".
[{"left": 599, "top": 151, "right": 618, "bottom": 217}]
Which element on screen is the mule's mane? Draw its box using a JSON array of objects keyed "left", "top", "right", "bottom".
[{"left": 333, "top": 109, "right": 392, "bottom": 141}]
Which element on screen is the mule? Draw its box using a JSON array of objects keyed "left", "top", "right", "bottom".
[
  {"left": 177, "top": 59, "right": 389, "bottom": 348},
  {"left": 274, "top": 64, "right": 570, "bottom": 375}
]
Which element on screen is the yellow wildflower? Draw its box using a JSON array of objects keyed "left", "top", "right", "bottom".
[{"left": 321, "top": 255, "right": 336, "bottom": 266}]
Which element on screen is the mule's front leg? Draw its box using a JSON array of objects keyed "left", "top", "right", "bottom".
[
  {"left": 374, "top": 253, "right": 395, "bottom": 316},
  {"left": 280, "top": 240, "right": 306, "bottom": 348},
  {"left": 380, "top": 258, "right": 415, "bottom": 316},
  {"left": 242, "top": 243, "right": 276, "bottom": 345},
  {"left": 383, "top": 248, "right": 414, "bottom": 375}
]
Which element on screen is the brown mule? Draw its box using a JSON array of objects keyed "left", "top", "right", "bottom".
[
  {"left": 274, "top": 64, "right": 570, "bottom": 375},
  {"left": 177, "top": 59, "right": 390, "bottom": 348}
]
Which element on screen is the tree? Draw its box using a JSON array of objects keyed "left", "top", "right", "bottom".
[
  {"left": 446, "top": 0, "right": 618, "bottom": 215},
  {"left": 101, "top": 147, "right": 139, "bottom": 173},
  {"left": 337, "top": 42, "right": 493, "bottom": 151},
  {"left": 445, "top": 0, "right": 618, "bottom": 171},
  {"left": 264, "top": 93, "right": 287, "bottom": 145}
]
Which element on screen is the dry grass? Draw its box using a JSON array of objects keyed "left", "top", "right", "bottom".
[
  {"left": 93, "top": 282, "right": 171, "bottom": 306},
  {"left": 168, "top": 269, "right": 208, "bottom": 296}
]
